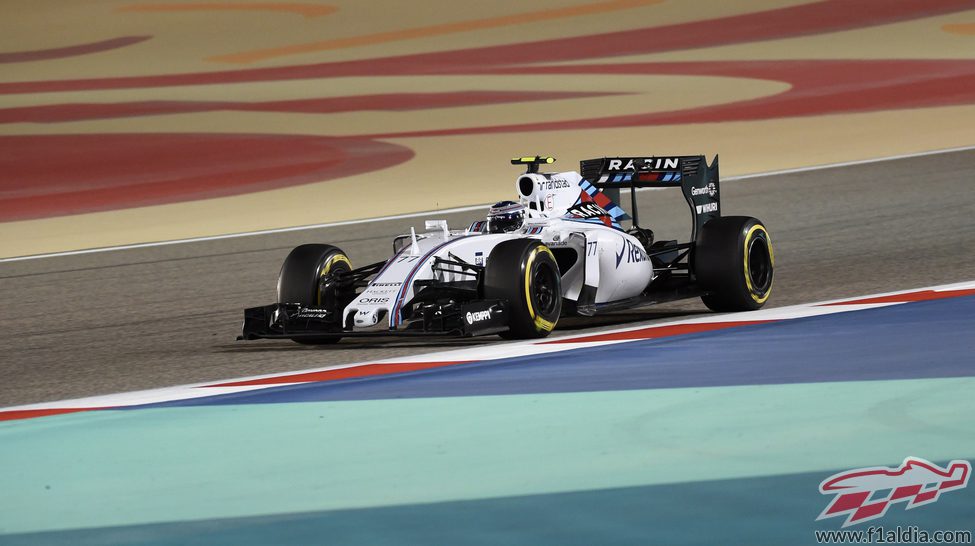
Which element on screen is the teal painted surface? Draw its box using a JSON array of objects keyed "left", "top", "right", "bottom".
[
  {"left": 2, "top": 377, "right": 973, "bottom": 535},
  {"left": 3, "top": 469, "right": 973, "bottom": 546}
]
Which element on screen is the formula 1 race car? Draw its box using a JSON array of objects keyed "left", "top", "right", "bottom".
[{"left": 239, "top": 154, "right": 774, "bottom": 343}]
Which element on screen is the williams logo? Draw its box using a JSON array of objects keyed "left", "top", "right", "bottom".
[{"left": 816, "top": 457, "right": 970, "bottom": 527}]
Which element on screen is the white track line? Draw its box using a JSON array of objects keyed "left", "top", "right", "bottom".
[
  {"left": 2, "top": 144, "right": 974, "bottom": 264},
  {"left": 715, "top": 143, "right": 975, "bottom": 180},
  {"left": 3, "top": 281, "right": 972, "bottom": 415},
  {"left": 0, "top": 204, "right": 491, "bottom": 263}
]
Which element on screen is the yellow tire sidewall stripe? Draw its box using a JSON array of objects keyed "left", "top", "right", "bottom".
[
  {"left": 742, "top": 225, "right": 772, "bottom": 304},
  {"left": 524, "top": 245, "right": 557, "bottom": 332}
]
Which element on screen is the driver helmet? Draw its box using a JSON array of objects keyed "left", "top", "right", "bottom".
[{"left": 487, "top": 201, "right": 526, "bottom": 233}]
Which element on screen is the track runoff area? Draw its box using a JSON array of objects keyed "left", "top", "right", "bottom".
[{"left": 1, "top": 281, "right": 973, "bottom": 544}]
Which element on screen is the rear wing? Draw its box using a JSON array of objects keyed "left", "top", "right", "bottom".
[{"left": 580, "top": 155, "right": 720, "bottom": 241}]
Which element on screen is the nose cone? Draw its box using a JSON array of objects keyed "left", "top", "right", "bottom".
[{"left": 353, "top": 308, "right": 382, "bottom": 328}]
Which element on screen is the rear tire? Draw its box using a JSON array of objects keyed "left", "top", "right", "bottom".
[
  {"left": 277, "top": 244, "right": 352, "bottom": 345},
  {"left": 695, "top": 216, "right": 774, "bottom": 312},
  {"left": 484, "top": 239, "right": 562, "bottom": 339}
]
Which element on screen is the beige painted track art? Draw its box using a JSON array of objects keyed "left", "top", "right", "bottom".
[{"left": 2, "top": 0, "right": 975, "bottom": 257}]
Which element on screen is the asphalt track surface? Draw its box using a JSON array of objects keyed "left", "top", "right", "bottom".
[{"left": 2, "top": 150, "right": 974, "bottom": 407}]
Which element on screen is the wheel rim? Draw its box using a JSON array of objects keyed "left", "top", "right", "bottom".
[
  {"left": 532, "top": 261, "right": 559, "bottom": 316},
  {"left": 317, "top": 260, "right": 351, "bottom": 308},
  {"left": 746, "top": 236, "right": 772, "bottom": 293}
]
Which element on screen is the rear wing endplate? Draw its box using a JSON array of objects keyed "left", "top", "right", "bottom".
[{"left": 580, "top": 155, "right": 720, "bottom": 241}]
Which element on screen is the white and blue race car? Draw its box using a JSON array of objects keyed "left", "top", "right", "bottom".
[{"left": 240, "top": 155, "right": 774, "bottom": 343}]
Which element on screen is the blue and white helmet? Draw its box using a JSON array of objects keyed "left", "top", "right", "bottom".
[{"left": 487, "top": 201, "right": 526, "bottom": 233}]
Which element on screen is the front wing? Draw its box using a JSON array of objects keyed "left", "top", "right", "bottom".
[{"left": 238, "top": 299, "right": 509, "bottom": 340}]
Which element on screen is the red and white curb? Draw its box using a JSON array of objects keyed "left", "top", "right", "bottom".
[{"left": 2, "top": 281, "right": 973, "bottom": 422}]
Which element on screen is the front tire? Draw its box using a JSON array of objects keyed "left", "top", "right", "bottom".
[
  {"left": 484, "top": 239, "right": 562, "bottom": 339},
  {"left": 277, "top": 244, "right": 352, "bottom": 345},
  {"left": 695, "top": 216, "right": 774, "bottom": 312}
]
